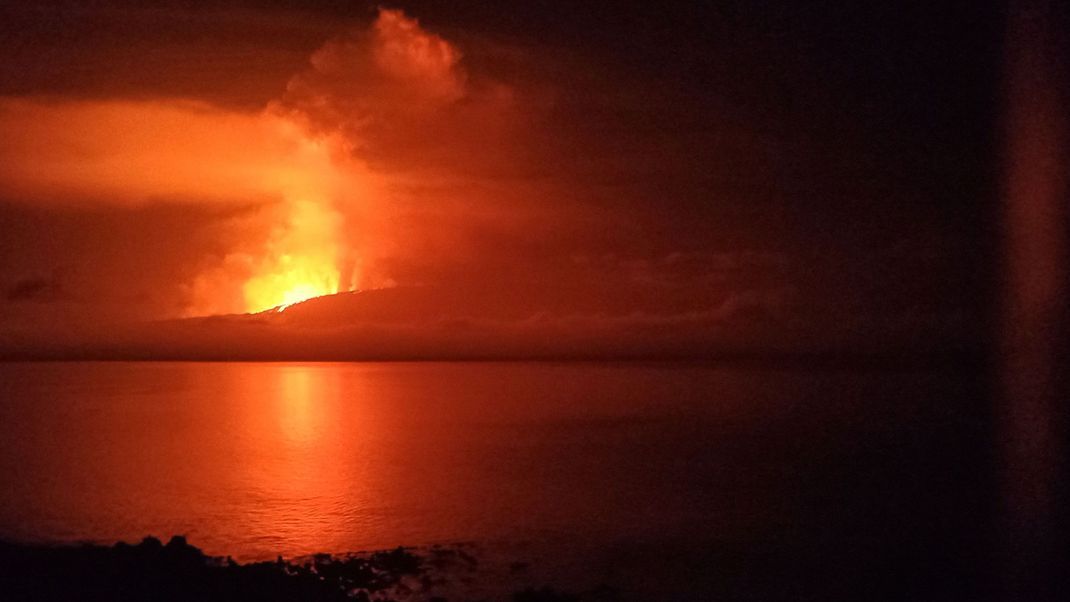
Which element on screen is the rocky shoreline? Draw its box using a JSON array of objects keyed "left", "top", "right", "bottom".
[{"left": 0, "top": 536, "right": 588, "bottom": 602}]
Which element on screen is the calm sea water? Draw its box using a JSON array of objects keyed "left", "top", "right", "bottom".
[{"left": 0, "top": 361, "right": 990, "bottom": 597}]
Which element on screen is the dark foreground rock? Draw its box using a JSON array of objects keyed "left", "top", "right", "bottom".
[{"left": 0, "top": 536, "right": 575, "bottom": 602}]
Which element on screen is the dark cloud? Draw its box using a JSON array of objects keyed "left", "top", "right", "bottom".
[
  {"left": 5, "top": 276, "right": 67, "bottom": 302},
  {"left": 0, "top": 200, "right": 271, "bottom": 324},
  {"left": 0, "top": 2, "right": 336, "bottom": 108}
]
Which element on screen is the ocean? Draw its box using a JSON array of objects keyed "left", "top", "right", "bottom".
[{"left": 0, "top": 361, "right": 992, "bottom": 599}]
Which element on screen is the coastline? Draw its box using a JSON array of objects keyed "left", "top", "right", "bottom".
[{"left": 0, "top": 536, "right": 586, "bottom": 602}]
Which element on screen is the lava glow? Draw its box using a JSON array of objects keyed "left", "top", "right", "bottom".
[
  {"left": 244, "top": 253, "right": 341, "bottom": 313},
  {"left": 242, "top": 198, "right": 345, "bottom": 313},
  {"left": 239, "top": 116, "right": 352, "bottom": 314},
  {"left": 0, "top": 7, "right": 479, "bottom": 318}
]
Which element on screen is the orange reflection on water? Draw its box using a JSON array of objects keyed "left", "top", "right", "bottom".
[
  {"left": 0, "top": 362, "right": 752, "bottom": 562},
  {"left": 277, "top": 367, "right": 322, "bottom": 445},
  {"left": 233, "top": 364, "right": 368, "bottom": 557}
]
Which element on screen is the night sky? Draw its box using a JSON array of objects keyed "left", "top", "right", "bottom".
[{"left": 0, "top": 1, "right": 1005, "bottom": 359}]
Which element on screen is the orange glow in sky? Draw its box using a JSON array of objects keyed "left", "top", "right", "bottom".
[
  {"left": 0, "top": 8, "right": 488, "bottom": 318},
  {"left": 0, "top": 100, "right": 361, "bottom": 315},
  {"left": 242, "top": 199, "right": 345, "bottom": 313},
  {"left": 238, "top": 117, "right": 352, "bottom": 313}
]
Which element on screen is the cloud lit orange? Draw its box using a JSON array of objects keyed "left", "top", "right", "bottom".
[{"left": 0, "top": 8, "right": 487, "bottom": 316}]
